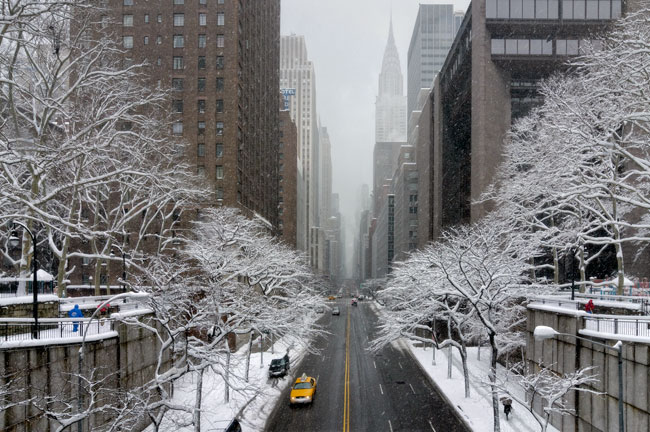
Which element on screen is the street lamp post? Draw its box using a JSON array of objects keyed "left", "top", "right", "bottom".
[
  {"left": 11, "top": 221, "right": 39, "bottom": 339},
  {"left": 534, "top": 326, "right": 624, "bottom": 432}
]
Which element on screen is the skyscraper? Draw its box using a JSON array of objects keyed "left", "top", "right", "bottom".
[
  {"left": 375, "top": 19, "right": 407, "bottom": 143},
  {"left": 280, "top": 35, "right": 318, "bottom": 253},
  {"left": 407, "top": 4, "right": 459, "bottom": 120}
]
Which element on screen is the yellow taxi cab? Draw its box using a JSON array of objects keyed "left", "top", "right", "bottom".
[
  {"left": 328, "top": 295, "right": 336, "bottom": 301},
  {"left": 290, "top": 373, "right": 317, "bottom": 405}
]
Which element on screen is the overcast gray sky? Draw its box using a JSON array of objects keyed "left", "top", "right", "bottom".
[{"left": 280, "top": 0, "right": 470, "bottom": 272}]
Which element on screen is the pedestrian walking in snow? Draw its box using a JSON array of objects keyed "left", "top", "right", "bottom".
[{"left": 68, "top": 304, "right": 83, "bottom": 332}]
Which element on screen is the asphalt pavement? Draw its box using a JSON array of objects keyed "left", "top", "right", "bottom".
[{"left": 264, "top": 295, "right": 469, "bottom": 432}]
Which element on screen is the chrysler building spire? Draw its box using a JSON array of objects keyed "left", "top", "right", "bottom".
[{"left": 378, "top": 17, "right": 403, "bottom": 97}]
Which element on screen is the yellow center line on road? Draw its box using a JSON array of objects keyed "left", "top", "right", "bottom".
[{"left": 343, "top": 307, "right": 351, "bottom": 432}]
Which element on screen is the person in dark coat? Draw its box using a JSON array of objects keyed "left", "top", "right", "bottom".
[{"left": 68, "top": 304, "right": 83, "bottom": 332}]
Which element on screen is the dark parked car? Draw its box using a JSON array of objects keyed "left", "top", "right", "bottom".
[{"left": 269, "top": 353, "right": 290, "bottom": 378}]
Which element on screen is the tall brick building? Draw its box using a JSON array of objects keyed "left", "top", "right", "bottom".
[{"left": 109, "top": 0, "right": 281, "bottom": 224}]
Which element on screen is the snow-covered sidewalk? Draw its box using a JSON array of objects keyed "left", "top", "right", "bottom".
[
  {"left": 144, "top": 338, "right": 308, "bottom": 431},
  {"left": 406, "top": 343, "right": 560, "bottom": 432}
]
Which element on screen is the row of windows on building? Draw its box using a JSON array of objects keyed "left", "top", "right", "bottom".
[
  {"left": 172, "top": 77, "right": 225, "bottom": 92},
  {"left": 491, "top": 38, "right": 600, "bottom": 55},
  {"left": 173, "top": 99, "right": 224, "bottom": 114},
  {"left": 123, "top": 12, "right": 223, "bottom": 27},
  {"left": 486, "top": 0, "right": 621, "bottom": 20},
  {"left": 123, "top": 0, "right": 225, "bottom": 5},
  {"left": 173, "top": 121, "right": 224, "bottom": 135},
  {"left": 196, "top": 143, "right": 224, "bottom": 158},
  {"left": 171, "top": 56, "right": 225, "bottom": 70},
  {"left": 123, "top": 34, "right": 225, "bottom": 49}
]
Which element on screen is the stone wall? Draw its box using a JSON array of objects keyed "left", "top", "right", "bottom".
[
  {"left": 0, "top": 314, "right": 169, "bottom": 432},
  {"left": 527, "top": 307, "right": 650, "bottom": 431},
  {"left": 0, "top": 300, "right": 59, "bottom": 319}
]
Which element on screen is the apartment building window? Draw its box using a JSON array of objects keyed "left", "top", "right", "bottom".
[
  {"left": 218, "top": 0, "right": 225, "bottom": 3},
  {"left": 198, "top": 56, "right": 206, "bottom": 69},
  {"left": 156, "top": 36, "right": 162, "bottom": 44},
  {"left": 197, "top": 165, "right": 205, "bottom": 176},
  {"left": 198, "top": 35, "right": 206, "bottom": 48},
  {"left": 144, "top": 14, "right": 149, "bottom": 23},
  {"left": 124, "top": 0, "right": 133, "bottom": 5},
  {"left": 197, "top": 77, "right": 206, "bottom": 91},
  {"left": 216, "top": 77, "right": 224, "bottom": 90},
  {"left": 174, "top": 0, "right": 184, "bottom": 4},
  {"left": 157, "top": 14, "right": 162, "bottom": 23},
  {"left": 172, "top": 121, "right": 183, "bottom": 135},
  {"left": 217, "top": 13, "right": 225, "bottom": 25},
  {"left": 123, "top": 36, "right": 133, "bottom": 49},
  {"left": 198, "top": 99, "right": 206, "bottom": 113},
  {"left": 173, "top": 100, "right": 183, "bottom": 113},
  {"left": 198, "top": 121, "right": 206, "bottom": 135},
  {"left": 216, "top": 56, "right": 224, "bottom": 69},
  {"left": 216, "top": 187, "right": 224, "bottom": 199},
  {"left": 123, "top": 15, "right": 133, "bottom": 26},
  {"left": 173, "top": 35, "right": 184, "bottom": 48},
  {"left": 157, "top": 57, "right": 161, "bottom": 65},
  {"left": 173, "top": 56, "right": 184, "bottom": 69},
  {"left": 144, "top": 36, "right": 149, "bottom": 45},
  {"left": 216, "top": 99, "right": 223, "bottom": 113},
  {"left": 216, "top": 122, "right": 224, "bottom": 135},
  {"left": 217, "top": 34, "right": 225, "bottom": 48},
  {"left": 216, "top": 143, "right": 223, "bottom": 157},
  {"left": 199, "top": 0, "right": 207, "bottom": 4},
  {"left": 198, "top": 143, "right": 205, "bottom": 157},
  {"left": 199, "top": 13, "right": 207, "bottom": 25},
  {"left": 172, "top": 78, "right": 184, "bottom": 91},
  {"left": 216, "top": 165, "right": 224, "bottom": 179},
  {"left": 173, "top": 13, "right": 184, "bottom": 26}
]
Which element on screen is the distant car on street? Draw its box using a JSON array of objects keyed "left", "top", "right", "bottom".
[
  {"left": 328, "top": 295, "right": 336, "bottom": 301},
  {"left": 351, "top": 298, "right": 358, "bottom": 306},
  {"left": 332, "top": 306, "right": 340, "bottom": 315},
  {"left": 315, "top": 306, "right": 325, "bottom": 313}
]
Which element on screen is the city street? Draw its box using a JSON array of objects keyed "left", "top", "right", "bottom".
[{"left": 265, "top": 294, "right": 469, "bottom": 432}]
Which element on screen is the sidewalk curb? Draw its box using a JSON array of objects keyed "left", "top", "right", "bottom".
[{"left": 403, "top": 340, "right": 474, "bottom": 432}]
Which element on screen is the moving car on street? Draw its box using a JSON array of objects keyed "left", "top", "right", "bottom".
[
  {"left": 290, "top": 373, "right": 317, "bottom": 405},
  {"left": 332, "top": 306, "right": 340, "bottom": 315}
]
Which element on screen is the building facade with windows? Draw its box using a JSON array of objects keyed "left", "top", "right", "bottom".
[
  {"left": 279, "top": 110, "right": 298, "bottom": 248},
  {"left": 280, "top": 35, "right": 318, "bottom": 254},
  {"left": 110, "top": 0, "right": 281, "bottom": 224},
  {"left": 418, "top": 0, "right": 625, "bottom": 244},
  {"left": 407, "top": 4, "right": 460, "bottom": 123}
]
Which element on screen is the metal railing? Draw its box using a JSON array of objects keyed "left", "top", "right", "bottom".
[
  {"left": 0, "top": 318, "right": 115, "bottom": 342},
  {"left": 583, "top": 314, "right": 650, "bottom": 338},
  {"left": 530, "top": 294, "right": 650, "bottom": 315},
  {"left": 529, "top": 297, "right": 582, "bottom": 310}
]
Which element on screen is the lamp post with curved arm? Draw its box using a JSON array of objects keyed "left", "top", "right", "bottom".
[
  {"left": 534, "top": 325, "right": 624, "bottom": 432},
  {"left": 11, "top": 220, "right": 39, "bottom": 339}
]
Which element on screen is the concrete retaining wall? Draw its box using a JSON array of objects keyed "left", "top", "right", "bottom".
[
  {"left": 527, "top": 308, "right": 650, "bottom": 431},
  {"left": 0, "top": 314, "right": 169, "bottom": 432}
]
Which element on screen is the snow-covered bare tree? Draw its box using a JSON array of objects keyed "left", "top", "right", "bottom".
[
  {"left": 486, "top": 9, "right": 650, "bottom": 293},
  {"left": 111, "top": 207, "right": 325, "bottom": 430},
  {"left": 0, "top": 1, "right": 205, "bottom": 296},
  {"left": 495, "top": 364, "right": 600, "bottom": 432}
]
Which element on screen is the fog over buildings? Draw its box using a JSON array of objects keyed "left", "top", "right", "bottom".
[{"left": 281, "top": 0, "right": 470, "bottom": 277}]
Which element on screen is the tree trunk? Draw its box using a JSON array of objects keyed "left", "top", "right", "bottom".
[
  {"left": 245, "top": 331, "right": 253, "bottom": 382},
  {"left": 224, "top": 347, "right": 230, "bottom": 403},
  {"left": 194, "top": 368, "right": 204, "bottom": 432},
  {"left": 489, "top": 332, "right": 501, "bottom": 432},
  {"left": 552, "top": 247, "right": 559, "bottom": 285},
  {"left": 460, "top": 344, "right": 470, "bottom": 398}
]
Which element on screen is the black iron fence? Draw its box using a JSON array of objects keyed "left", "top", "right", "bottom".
[{"left": 0, "top": 318, "right": 116, "bottom": 342}]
